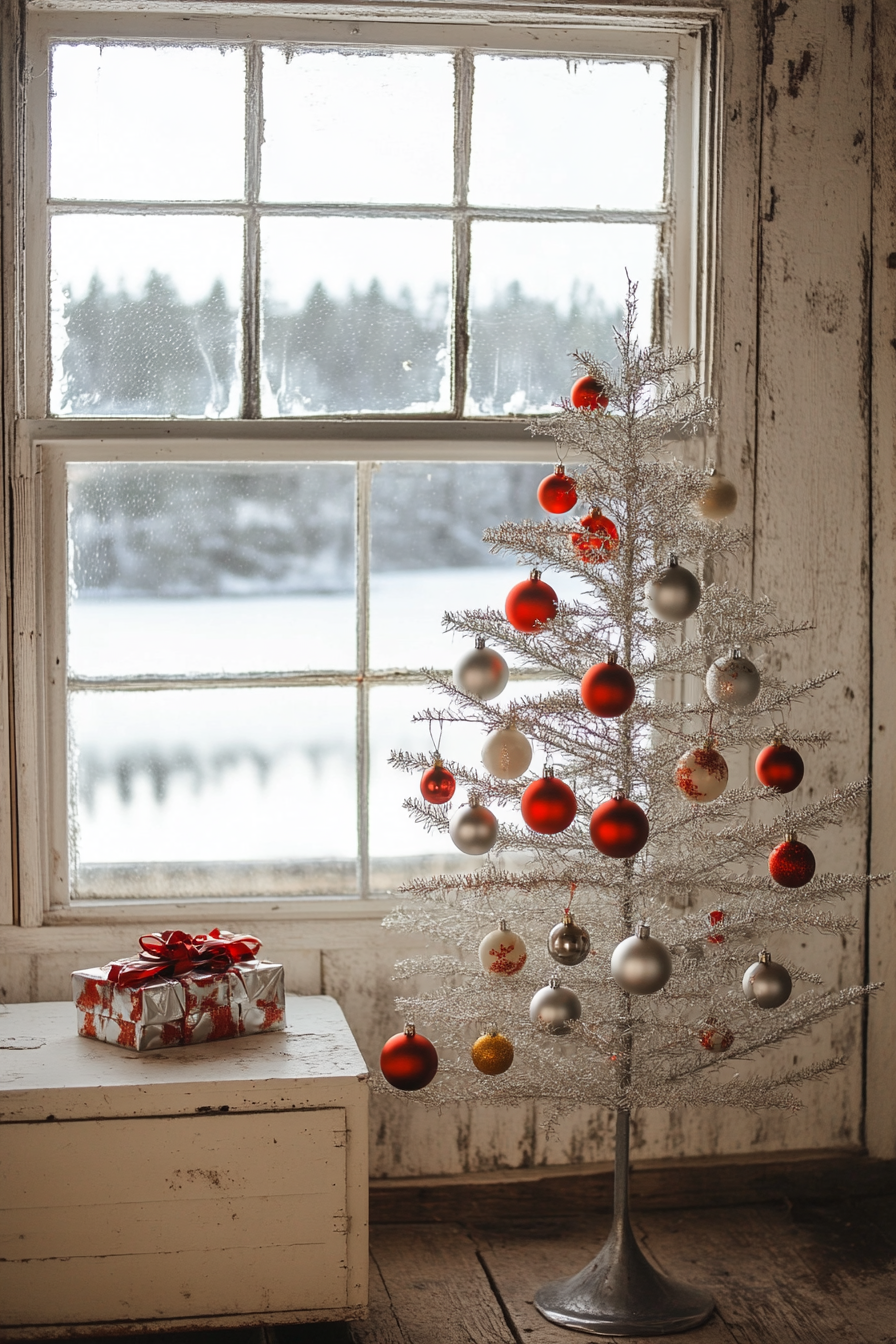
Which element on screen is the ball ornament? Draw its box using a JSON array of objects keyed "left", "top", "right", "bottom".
[
  {"left": 756, "top": 739, "right": 804, "bottom": 793},
  {"left": 380, "top": 1024, "right": 438, "bottom": 1091},
  {"left": 675, "top": 738, "right": 729, "bottom": 803},
  {"left": 529, "top": 975, "right": 582, "bottom": 1034},
  {"left": 478, "top": 920, "right": 527, "bottom": 976},
  {"left": 644, "top": 554, "right": 701, "bottom": 622},
  {"left": 449, "top": 796, "right": 499, "bottom": 855},
  {"left": 420, "top": 755, "right": 456, "bottom": 804},
  {"left": 693, "top": 468, "right": 738, "bottom": 520},
  {"left": 590, "top": 791, "right": 649, "bottom": 858},
  {"left": 570, "top": 374, "right": 609, "bottom": 411},
  {"left": 700, "top": 1019, "right": 734, "bottom": 1053},
  {"left": 537, "top": 466, "right": 578, "bottom": 514},
  {"left": 521, "top": 767, "right": 578, "bottom": 835},
  {"left": 454, "top": 636, "right": 509, "bottom": 701},
  {"left": 610, "top": 924, "right": 673, "bottom": 995},
  {"left": 481, "top": 725, "right": 532, "bottom": 780},
  {"left": 706, "top": 909, "right": 726, "bottom": 944},
  {"left": 580, "top": 652, "right": 636, "bottom": 718},
  {"left": 706, "top": 647, "right": 761, "bottom": 709},
  {"left": 570, "top": 507, "right": 620, "bottom": 563},
  {"left": 471, "top": 1031, "right": 514, "bottom": 1076},
  {"left": 769, "top": 833, "right": 815, "bottom": 887},
  {"left": 505, "top": 569, "right": 558, "bottom": 633},
  {"left": 742, "top": 950, "right": 793, "bottom": 1009},
  {"left": 547, "top": 911, "right": 591, "bottom": 966}
]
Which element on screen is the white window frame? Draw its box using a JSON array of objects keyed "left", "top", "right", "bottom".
[{"left": 15, "top": 3, "right": 721, "bottom": 925}]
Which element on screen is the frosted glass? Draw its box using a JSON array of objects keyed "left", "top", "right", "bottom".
[
  {"left": 50, "top": 43, "right": 245, "bottom": 202},
  {"left": 469, "top": 57, "right": 667, "bottom": 211},
  {"left": 467, "top": 221, "right": 657, "bottom": 415},
  {"left": 51, "top": 215, "right": 243, "bottom": 417},
  {"left": 68, "top": 463, "right": 357, "bottom": 675},
  {"left": 261, "top": 48, "right": 454, "bottom": 205},
  {"left": 261, "top": 218, "right": 451, "bottom": 415}
]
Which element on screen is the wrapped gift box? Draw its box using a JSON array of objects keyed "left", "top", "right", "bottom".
[{"left": 72, "top": 929, "right": 286, "bottom": 1051}]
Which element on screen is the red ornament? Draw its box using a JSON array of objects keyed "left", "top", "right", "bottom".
[
  {"left": 505, "top": 569, "right": 558, "bottom": 633},
  {"left": 769, "top": 834, "right": 816, "bottom": 887},
  {"left": 420, "top": 756, "right": 456, "bottom": 804},
  {"left": 756, "top": 739, "right": 804, "bottom": 794},
  {"left": 590, "top": 792, "right": 649, "bottom": 858},
  {"left": 706, "top": 909, "right": 725, "bottom": 944},
  {"left": 521, "top": 769, "right": 578, "bottom": 835},
  {"left": 570, "top": 375, "right": 610, "bottom": 411},
  {"left": 570, "top": 507, "right": 620, "bottom": 563},
  {"left": 380, "top": 1024, "right": 439, "bottom": 1091},
  {"left": 700, "top": 1019, "right": 734, "bottom": 1053},
  {"left": 581, "top": 654, "right": 636, "bottom": 717},
  {"left": 538, "top": 466, "right": 578, "bottom": 514}
]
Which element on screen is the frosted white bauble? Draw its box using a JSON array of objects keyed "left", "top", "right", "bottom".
[
  {"left": 454, "top": 637, "right": 509, "bottom": 700},
  {"left": 529, "top": 977, "right": 582, "bottom": 1035},
  {"left": 693, "top": 470, "right": 738, "bottom": 520},
  {"left": 675, "top": 740, "right": 729, "bottom": 803},
  {"left": 478, "top": 921, "right": 528, "bottom": 976},
  {"left": 610, "top": 924, "right": 673, "bottom": 995},
  {"left": 644, "top": 555, "right": 701, "bottom": 622},
  {"left": 481, "top": 726, "right": 533, "bottom": 780},
  {"left": 448, "top": 802, "right": 498, "bottom": 855},
  {"left": 742, "top": 950, "right": 792, "bottom": 1009},
  {"left": 706, "top": 648, "right": 761, "bottom": 709}
]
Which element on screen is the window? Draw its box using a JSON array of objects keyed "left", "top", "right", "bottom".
[{"left": 22, "top": 7, "right": 717, "bottom": 911}]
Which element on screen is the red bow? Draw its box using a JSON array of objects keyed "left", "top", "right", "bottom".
[{"left": 105, "top": 928, "right": 262, "bottom": 987}]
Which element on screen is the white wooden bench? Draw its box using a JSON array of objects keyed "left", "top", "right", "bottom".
[{"left": 0, "top": 993, "right": 368, "bottom": 1337}]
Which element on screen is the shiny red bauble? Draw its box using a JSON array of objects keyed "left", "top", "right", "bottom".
[
  {"left": 706, "top": 909, "right": 725, "bottom": 944},
  {"left": 590, "top": 794, "right": 649, "bottom": 858},
  {"left": 755, "top": 740, "right": 804, "bottom": 794},
  {"left": 769, "top": 837, "right": 816, "bottom": 888},
  {"left": 537, "top": 467, "right": 578, "bottom": 514},
  {"left": 505, "top": 569, "right": 558, "bottom": 633},
  {"left": 570, "top": 508, "right": 620, "bottom": 563},
  {"left": 570, "top": 375, "right": 610, "bottom": 411},
  {"left": 581, "top": 656, "right": 636, "bottom": 717},
  {"left": 380, "top": 1026, "right": 439, "bottom": 1091},
  {"left": 520, "top": 771, "right": 578, "bottom": 835},
  {"left": 420, "top": 759, "right": 456, "bottom": 804}
]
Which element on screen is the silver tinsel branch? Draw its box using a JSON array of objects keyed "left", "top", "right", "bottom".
[{"left": 380, "top": 279, "right": 885, "bottom": 1118}]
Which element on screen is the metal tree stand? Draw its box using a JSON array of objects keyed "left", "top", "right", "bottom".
[{"left": 534, "top": 1111, "right": 715, "bottom": 1336}]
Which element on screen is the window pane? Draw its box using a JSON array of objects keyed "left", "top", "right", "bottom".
[
  {"left": 50, "top": 43, "right": 246, "bottom": 202},
  {"left": 467, "top": 221, "right": 657, "bottom": 416},
  {"left": 261, "top": 218, "right": 451, "bottom": 415},
  {"left": 370, "top": 462, "right": 583, "bottom": 670},
  {"left": 51, "top": 215, "right": 242, "bottom": 417},
  {"left": 68, "top": 463, "right": 357, "bottom": 676},
  {"left": 261, "top": 48, "right": 454, "bottom": 205},
  {"left": 469, "top": 57, "right": 667, "bottom": 211},
  {"left": 71, "top": 687, "right": 358, "bottom": 899}
]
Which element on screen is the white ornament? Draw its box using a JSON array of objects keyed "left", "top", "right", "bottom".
[
  {"left": 448, "top": 799, "right": 499, "bottom": 855},
  {"left": 675, "top": 739, "right": 729, "bottom": 803},
  {"left": 454, "top": 636, "right": 509, "bottom": 700},
  {"left": 610, "top": 924, "right": 673, "bottom": 995},
  {"left": 706, "top": 647, "right": 761, "bottom": 709},
  {"left": 529, "top": 975, "right": 582, "bottom": 1034},
  {"left": 644, "top": 554, "right": 701, "bottom": 622},
  {"left": 692, "top": 468, "right": 738, "bottom": 520},
  {"left": 478, "top": 920, "right": 527, "bottom": 976},
  {"left": 481, "top": 726, "right": 532, "bottom": 780},
  {"left": 742, "top": 950, "right": 792, "bottom": 1009}
]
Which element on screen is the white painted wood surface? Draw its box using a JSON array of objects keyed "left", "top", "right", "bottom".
[{"left": 0, "top": 994, "right": 369, "bottom": 1334}]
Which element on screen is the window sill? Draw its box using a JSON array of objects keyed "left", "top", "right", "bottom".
[{"left": 40, "top": 895, "right": 398, "bottom": 926}]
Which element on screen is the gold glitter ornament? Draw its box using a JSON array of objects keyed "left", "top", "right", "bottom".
[{"left": 470, "top": 1031, "right": 514, "bottom": 1076}]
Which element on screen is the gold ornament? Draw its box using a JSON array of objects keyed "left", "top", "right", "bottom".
[{"left": 471, "top": 1031, "right": 514, "bottom": 1075}]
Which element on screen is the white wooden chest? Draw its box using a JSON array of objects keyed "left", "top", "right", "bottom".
[{"left": 0, "top": 994, "right": 368, "bottom": 1337}]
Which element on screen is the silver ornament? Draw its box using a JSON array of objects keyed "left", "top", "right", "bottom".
[
  {"left": 610, "top": 923, "right": 673, "bottom": 995},
  {"left": 481, "top": 725, "right": 532, "bottom": 779},
  {"left": 529, "top": 974, "right": 582, "bottom": 1034},
  {"left": 454, "top": 636, "right": 509, "bottom": 700},
  {"left": 692, "top": 468, "right": 738, "bottom": 520},
  {"left": 644, "top": 554, "right": 701, "bottom": 622},
  {"left": 448, "top": 798, "right": 499, "bottom": 855},
  {"left": 743, "top": 949, "right": 792, "bottom": 1009},
  {"left": 706, "top": 646, "right": 761, "bottom": 709},
  {"left": 547, "top": 911, "right": 591, "bottom": 966},
  {"left": 478, "top": 919, "right": 528, "bottom": 975}
]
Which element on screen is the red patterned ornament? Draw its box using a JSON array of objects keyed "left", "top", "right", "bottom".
[
  {"left": 769, "top": 833, "right": 816, "bottom": 887},
  {"left": 755, "top": 739, "right": 804, "bottom": 794},
  {"left": 675, "top": 739, "right": 729, "bottom": 803},
  {"left": 570, "top": 375, "right": 610, "bottom": 411},
  {"left": 581, "top": 653, "right": 636, "bottom": 718},
  {"left": 521, "top": 768, "right": 578, "bottom": 835},
  {"left": 478, "top": 920, "right": 528, "bottom": 976},
  {"left": 706, "top": 909, "right": 725, "bottom": 944},
  {"left": 505, "top": 569, "right": 558, "bottom": 633},
  {"left": 420, "top": 755, "right": 456, "bottom": 804},
  {"left": 700, "top": 1019, "right": 734, "bottom": 1053},
  {"left": 570, "top": 507, "right": 620, "bottom": 563},
  {"left": 590, "top": 791, "right": 649, "bottom": 858},
  {"left": 380, "top": 1024, "right": 439, "bottom": 1091},
  {"left": 538, "top": 466, "right": 578, "bottom": 514}
]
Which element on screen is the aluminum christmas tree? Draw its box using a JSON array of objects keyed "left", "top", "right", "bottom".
[{"left": 381, "top": 283, "right": 883, "bottom": 1334}]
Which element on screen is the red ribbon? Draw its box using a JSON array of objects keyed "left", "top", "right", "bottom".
[{"left": 105, "top": 928, "right": 262, "bottom": 987}]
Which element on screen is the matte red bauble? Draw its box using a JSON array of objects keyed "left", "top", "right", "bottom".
[
  {"left": 380, "top": 1025, "right": 439, "bottom": 1092},
  {"left": 420, "top": 757, "right": 456, "bottom": 804},
  {"left": 769, "top": 834, "right": 816, "bottom": 887},
  {"left": 756, "top": 739, "right": 804, "bottom": 794},
  {"left": 590, "top": 792, "right": 649, "bottom": 858},
  {"left": 521, "top": 769, "right": 578, "bottom": 835},
  {"left": 505, "top": 569, "right": 558, "bottom": 633},
  {"left": 581, "top": 653, "right": 636, "bottom": 718},
  {"left": 706, "top": 909, "right": 725, "bottom": 945},
  {"left": 570, "top": 507, "right": 620, "bottom": 563},
  {"left": 570, "top": 375, "right": 610, "bottom": 411},
  {"left": 537, "top": 466, "right": 578, "bottom": 514}
]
